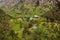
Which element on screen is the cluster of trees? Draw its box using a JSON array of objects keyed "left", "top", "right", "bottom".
[
  {"left": 41, "top": 0, "right": 60, "bottom": 23},
  {"left": 0, "top": 9, "right": 19, "bottom": 40}
]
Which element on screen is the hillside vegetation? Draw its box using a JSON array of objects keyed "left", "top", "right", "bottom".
[{"left": 0, "top": 0, "right": 60, "bottom": 40}]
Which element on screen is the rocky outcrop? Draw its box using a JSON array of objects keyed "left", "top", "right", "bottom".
[
  {"left": 24, "top": 0, "right": 57, "bottom": 5},
  {"left": 0, "top": 0, "right": 57, "bottom": 7}
]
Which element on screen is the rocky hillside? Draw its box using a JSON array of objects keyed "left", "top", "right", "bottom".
[
  {"left": 0, "top": 0, "right": 57, "bottom": 7},
  {"left": 0, "top": 0, "right": 20, "bottom": 7},
  {"left": 24, "top": 0, "right": 57, "bottom": 5}
]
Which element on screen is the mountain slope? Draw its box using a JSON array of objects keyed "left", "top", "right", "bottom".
[{"left": 0, "top": 0, "right": 20, "bottom": 7}]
